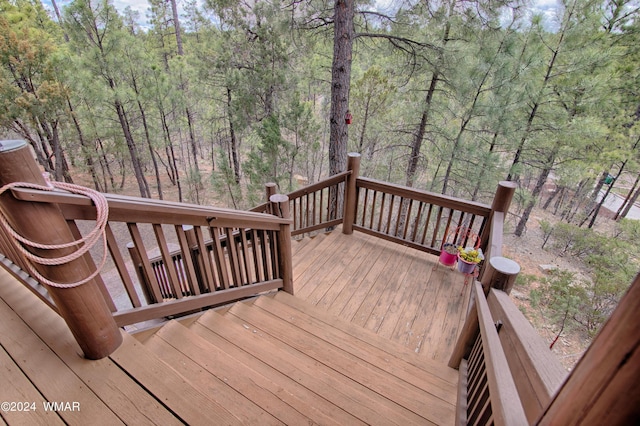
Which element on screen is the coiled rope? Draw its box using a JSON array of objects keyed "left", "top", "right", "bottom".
[{"left": 0, "top": 176, "right": 109, "bottom": 288}]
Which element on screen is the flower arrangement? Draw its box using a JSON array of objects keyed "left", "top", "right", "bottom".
[{"left": 457, "top": 246, "right": 484, "bottom": 264}]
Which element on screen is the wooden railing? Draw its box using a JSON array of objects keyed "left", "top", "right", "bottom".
[
  {"left": 458, "top": 281, "right": 528, "bottom": 425},
  {"left": 448, "top": 179, "right": 568, "bottom": 425},
  {"left": 352, "top": 178, "right": 491, "bottom": 257},
  {"left": 252, "top": 153, "right": 494, "bottom": 262},
  {"left": 251, "top": 172, "right": 351, "bottom": 237},
  {"left": 3, "top": 186, "right": 293, "bottom": 329}
]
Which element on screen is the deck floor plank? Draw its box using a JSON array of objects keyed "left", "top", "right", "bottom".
[
  {"left": 387, "top": 252, "right": 435, "bottom": 344},
  {"left": 188, "top": 316, "right": 366, "bottom": 426},
  {"left": 110, "top": 333, "right": 244, "bottom": 426},
  {"left": 143, "top": 322, "right": 288, "bottom": 425},
  {"left": 0, "top": 268, "right": 183, "bottom": 426},
  {"left": 0, "top": 292, "right": 124, "bottom": 425},
  {"left": 0, "top": 346, "right": 64, "bottom": 426},
  {"left": 352, "top": 244, "right": 413, "bottom": 329},
  {"left": 293, "top": 232, "right": 350, "bottom": 294},
  {"left": 301, "top": 232, "right": 369, "bottom": 304},
  {"left": 293, "top": 230, "right": 470, "bottom": 363}
]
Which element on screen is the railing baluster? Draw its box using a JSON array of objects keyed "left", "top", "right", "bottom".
[
  {"left": 385, "top": 194, "right": 395, "bottom": 234},
  {"left": 153, "top": 224, "right": 183, "bottom": 299},
  {"left": 421, "top": 204, "right": 433, "bottom": 246},
  {"left": 225, "top": 227, "right": 242, "bottom": 286},
  {"left": 128, "top": 223, "right": 163, "bottom": 303},
  {"left": 269, "top": 229, "right": 279, "bottom": 278},
  {"left": 210, "top": 227, "right": 230, "bottom": 289},
  {"left": 410, "top": 201, "right": 423, "bottom": 242},
  {"left": 402, "top": 198, "right": 413, "bottom": 240},
  {"left": 176, "top": 225, "right": 200, "bottom": 295},
  {"left": 106, "top": 224, "right": 141, "bottom": 307},
  {"left": 312, "top": 190, "right": 317, "bottom": 227},
  {"left": 194, "top": 226, "right": 217, "bottom": 292}
]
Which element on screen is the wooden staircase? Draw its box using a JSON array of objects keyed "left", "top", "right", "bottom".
[
  {"left": 127, "top": 290, "right": 457, "bottom": 425},
  {"left": 0, "top": 264, "right": 457, "bottom": 425}
]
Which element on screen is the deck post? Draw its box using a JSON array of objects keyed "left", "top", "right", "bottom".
[
  {"left": 0, "top": 140, "right": 122, "bottom": 360},
  {"left": 479, "top": 181, "right": 516, "bottom": 269},
  {"left": 481, "top": 256, "right": 520, "bottom": 295},
  {"left": 270, "top": 194, "right": 294, "bottom": 295},
  {"left": 342, "top": 153, "right": 361, "bottom": 235},
  {"left": 265, "top": 182, "right": 277, "bottom": 214}
]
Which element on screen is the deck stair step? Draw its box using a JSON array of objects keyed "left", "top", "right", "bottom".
[
  {"left": 223, "top": 299, "right": 455, "bottom": 424},
  {"left": 156, "top": 291, "right": 459, "bottom": 425},
  {"left": 191, "top": 309, "right": 393, "bottom": 424},
  {"left": 255, "top": 293, "right": 458, "bottom": 397}
]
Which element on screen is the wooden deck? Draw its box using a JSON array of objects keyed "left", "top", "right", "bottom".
[
  {"left": 292, "top": 228, "right": 472, "bottom": 364},
  {"left": 0, "top": 238, "right": 460, "bottom": 425}
]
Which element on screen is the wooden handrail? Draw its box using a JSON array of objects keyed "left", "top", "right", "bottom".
[
  {"left": 487, "top": 289, "right": 566, "bottom": 423},
  {"left": 472, "top": 281, "right": 528, "bottom": 425},
  {"left": 12, "top": 188, "right": 289, "bottom": 229},
  {"left": 357, "top": 178, "right": 492, "bottom": 216}
]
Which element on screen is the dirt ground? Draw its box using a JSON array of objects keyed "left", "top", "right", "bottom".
[{"left": 502, "top": 207, "right": 601, "bottom": 371}]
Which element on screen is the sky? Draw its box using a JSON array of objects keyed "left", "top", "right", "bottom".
[{"left": 43, "top": 0, "right": 561, "bottom": 29}]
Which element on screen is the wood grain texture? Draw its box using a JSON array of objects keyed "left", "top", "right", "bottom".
[
  {"left": 293, "top": 229, "right": 471, "bottom": 364},
  {"left": 487, "top": 288, "right": 566, "bottom": 423},
  {"left": 0, "top": 268, "right": 182, "bottom": 426}
]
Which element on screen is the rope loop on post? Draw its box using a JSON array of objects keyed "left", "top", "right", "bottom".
[{"left": 0, "top": 175, "right": 109, "bottom": 288}]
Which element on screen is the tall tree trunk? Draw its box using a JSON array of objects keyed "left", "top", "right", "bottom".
[
  {"left": 114, "top": 98, "right": 150, "bottom": 198},
  {"left": 515, "top": 145, "right": 560, "bottom": 236},
  {"left": 169, "top": 0, "right": 184, "bottom": 56},
  {"left": 138, "top": 99, "right": 163, "bottom": 199},
  {"left": 160, "top": 111, "right": 178, "bottom": 186},
  {"left": 50, "top": 0, "right": 70, "bottom": 42},
  {"left": 406, "top": 13, "right": 453, "bottom": 188},
  {"left": 96, "top": 137, "right": 115, "bottom": 190},
  {"left": 441, "top": 56, "right": 493, "bottom": 195},
  {"left": 357, "top": 97, "right": 371, "bottom": 153},
  {"left": 618, "top": 180, "right": 640, "bottom": 220},
  {"left": 407, "top": 73, "right": 438, "bottom": 187},
  {"left": 226, "top": 88, "right": 241, "bottom": 184},
  {"left": 615, "top": 172, "right": 640, "bottom": 220},
  {"left": 185, "top": 106, "right": 202, "bottom": 191},
  {"left": 329, "top": 0, "right": 354, "bottom": 221},
  {"left": 67, "top": 97, "right": 100, "bottom": 190},
  {"left": 472, "top": 132, "right": 497, "bottom": 201}
]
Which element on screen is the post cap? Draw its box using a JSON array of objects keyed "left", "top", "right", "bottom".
[
  {"left": 489, "top": 256, "right": 520, "bottom": 275},
  {"left": 0, "top": 140, "right": 26, "bottom": 153},
  {"left": 269, "top": 194, "right": 289, "bottom": 203}
]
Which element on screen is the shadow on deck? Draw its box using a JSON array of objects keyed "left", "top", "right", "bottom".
[{"left": 292, "top": 227, "right": 472, "bottom": 364}]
